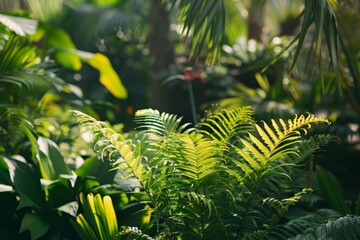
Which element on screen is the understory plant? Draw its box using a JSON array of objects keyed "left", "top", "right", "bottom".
[{"left": 72, "top": 106, "right": 360, "bottom": 239}]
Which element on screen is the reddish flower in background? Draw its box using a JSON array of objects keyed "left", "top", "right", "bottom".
[{"left": 182, "top": 67, "right": 206, "bottom": 84}]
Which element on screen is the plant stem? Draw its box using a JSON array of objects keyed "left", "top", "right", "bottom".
[{"left": 187, "top": 81, "right": 198, "bottom": 125}]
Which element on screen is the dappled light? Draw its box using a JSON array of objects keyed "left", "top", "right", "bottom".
[{"left": 1, "top": 0, "right": 360, "bottom": 239}]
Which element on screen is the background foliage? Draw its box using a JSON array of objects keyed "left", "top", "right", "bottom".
[{"left": 0, "top": 0, "right": 359, "bottom": 239}]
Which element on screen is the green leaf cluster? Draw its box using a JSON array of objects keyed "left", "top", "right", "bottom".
[{"left": 73, "top": 106, "right": 340, "bottom": 239}]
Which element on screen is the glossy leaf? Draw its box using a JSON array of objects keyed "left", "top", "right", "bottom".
[
  {"left": 36, "top": 137, "right": 71, "bottom": 180},
  {"left": 44, "top": 27, "right": 82, "bottom": 71},
  {"left": 7, "top": 157, "right": 46, "bottom": 209},
  {"left": 19, "top": 212, "right": 50, "bottom": 240}
]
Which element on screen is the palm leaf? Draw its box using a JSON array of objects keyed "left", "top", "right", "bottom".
[
  {"left": 171, "top": 0, "right": 227, "bottom": 64},
  {"left": 0, "top": 13, "right": 37, "bottom": 36},
  {"left": 290, "top": 0, "right": 342, "bottom": 94}
]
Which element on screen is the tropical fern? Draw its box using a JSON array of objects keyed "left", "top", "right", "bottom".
[
  {"left": 198, "top": 106, "right": 255, "bottom": 144},
  {"left": 119, "top": 226, "right": 154, "bottom": 240},
  {"left": 289, "top": 215, "right": 360, "bottom": 240},
  {"left": 230, "top": 114, "right": 330, "bottom": 181},
  {"left": 268, "top": 208, "right": 342, "bottom": 240},
  {"left": 72, "top": 107, "right": 332, "bottom": 239},
  {"left": 134, "top": 108, "right": 194, "bottom": 137}
]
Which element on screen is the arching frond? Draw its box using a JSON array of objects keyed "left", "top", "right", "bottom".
[
  {"left": 0, "top": 33, "right": 64, "bottom": 93},
  {"left": 71, "top": 110, "right": 146, "bottom": 182},
  {"left": 270, "top": 209, "right": 342, "bottom": 240},
  {"left": 233, "top": 114, "right": 330, "bottom": 178},
  {"left": 119, "top": 226, "right": 154, "bottom": 240},
  {"left": 199, "top": 106, "right": 255, "bottom": 144},
  {"left": 134, "top": 108, "right": 194, "bottom": 137}
]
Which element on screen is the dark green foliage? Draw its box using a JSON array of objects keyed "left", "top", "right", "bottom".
[{"left": 289, "top": 215, "right": 360, "bottom": 240}]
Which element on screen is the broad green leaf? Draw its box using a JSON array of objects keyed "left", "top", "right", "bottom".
[
  {"left": 0, "top": 14, "right": 37, "bottom": 36},
  {"left": 316, "top": 165, "right": 350, "bottom": 215},
  {"left": 58, "top": 201, "right": 79, "bottom": 217},
  {"left": 20, "top": 212, "right": 50, "bottom": 240},
  {"left": 7, "top": 157, "right": 46, "bottom": 209},
  {"left": 44, "top": 28, "right": 82, "bottom": 71},
  {"left": 44, "top": 175, "right": 76, "bottom": 208},
  {"left": 0, "top": 156, "right": 11, "bottom": 185},
  {"left": 75, "top": 156, "right": 117, "bottom": 184},
  {"left": 84, "top": 53, "right": 128, "bottom": 99},
  {"left": 37, "top": 137, "right": 71, "bottom": 180}
]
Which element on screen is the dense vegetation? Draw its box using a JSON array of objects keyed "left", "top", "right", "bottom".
[{"left": 0, "top": 0, "right": 360, "bottom": 239}]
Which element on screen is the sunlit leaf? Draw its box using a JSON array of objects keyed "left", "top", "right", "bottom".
[
  {"left": 44, "top": 28, "right": 82, "bottom": 71},
  {"left": 84, "top": 53, "right": 128, "bottom": 99},
  {"left": 0, "top": 14, "right": 37, "bottom": 36}
]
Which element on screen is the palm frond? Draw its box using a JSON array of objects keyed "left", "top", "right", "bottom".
[
  {"left": 291, "top": 0, "right": 342, "bottom": 94},
  {"left": 170, "top": 0, "right": 227, "bottom": 64},
  {"left": 27, "top": 0, "right": 62, "bottom": 23},
  {"left": 0, "top": 13, "right": 37, "bottom": 36},
  {"left": 0, "top": 105, "right": 37, "bottom": 154},
  {"left": 0, "top": 33, "right": 64, "bottom": 93}
]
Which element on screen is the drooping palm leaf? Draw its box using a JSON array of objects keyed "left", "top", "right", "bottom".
[
  {"left": 170, "top": 0, "right": 227, "bottom": 64},
  {"left": 290, "top": 0, "right": 342, "bottom": 94}
]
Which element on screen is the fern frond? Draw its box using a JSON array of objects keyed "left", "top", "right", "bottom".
[
  {"left": 134, "top": 108, "right": 194, "bottom": 137},
  {"left": 71, "top": 110, "right": 146, "bottom": 183},
  {"left": 289, "top": 215, "right": 360, "bottom": 240},
  {"left": 199, "top": 106, "right": 255, "bottom": 144},
  {"left": 119, "top": 226, "right": 154, "bottom": 240},
  {"left": 270, "top": 209, "right": 342, "bottom": 239},
  {"left": 234, "top": 114, "right": 330, "bottom": 178},
  {"left": 177, "top": 192, "right": 226, "bottom": 240}
]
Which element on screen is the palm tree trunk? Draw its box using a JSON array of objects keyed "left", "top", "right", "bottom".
[{"left": 148, "top": 0, "right": 174, "bottom": 112}]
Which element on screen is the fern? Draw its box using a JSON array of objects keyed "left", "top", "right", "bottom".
[
  {"left": 231, "top": 114, "right": 330, "bottom": 180},
  {"left": 199, "top": 106, "right": 255, "bottom": 144},
  {"left": 72, "top": 107, "right": 332, "bottom": 240},
  {"left": 134, "top": 108, "right": 194, "bottom": 137},
  {"left": 289, "top": 215, "right": 360, "bottom": 240},
  {"left": 119, "top": 226, "right": 154, "bottom": 240}
]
